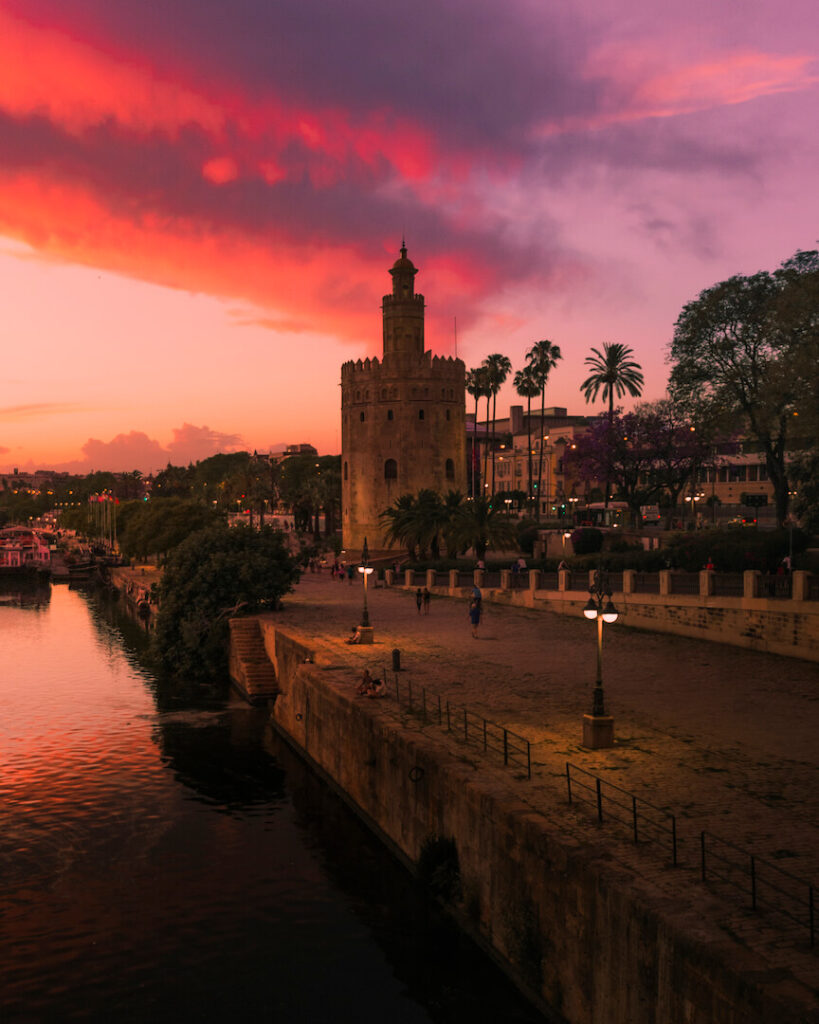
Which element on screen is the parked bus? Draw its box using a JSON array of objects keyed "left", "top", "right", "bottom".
[{"left": 574, "top": 502, "right": 629, "bottom": 528}]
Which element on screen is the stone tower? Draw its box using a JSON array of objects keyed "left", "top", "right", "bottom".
[{"left": 341, "top": 246, "right": 466, "bottom": 552}]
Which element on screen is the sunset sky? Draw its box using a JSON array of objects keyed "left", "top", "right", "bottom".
[{"left": 1, "top": 0, "right": 817, "bottom": 474}]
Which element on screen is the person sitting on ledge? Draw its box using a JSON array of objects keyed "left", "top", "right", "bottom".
[
  {"left": 366, "top": 678, "right": 386, "bottom": 699},
  {"left": 356, "top": 669, "right": 374, "bottom": 695},
  {"left": 345, "top": 626, "right": 362, "bottom": 645}
]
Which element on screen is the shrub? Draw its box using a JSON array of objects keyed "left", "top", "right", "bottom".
[{"left": 571, "top": 527, "right": 604, "bottom": 555}]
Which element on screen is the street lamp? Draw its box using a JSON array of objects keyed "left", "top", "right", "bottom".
[
  {"left": 357, "top": 537, "right": 375, "bottom": 640},
  {"left": 582, "top": 569, "right": 618, "bottom": 749}
]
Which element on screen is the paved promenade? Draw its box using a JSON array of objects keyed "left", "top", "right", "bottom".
[{"left": 273, "top": 571, "right": 819, "bottom": 1000}]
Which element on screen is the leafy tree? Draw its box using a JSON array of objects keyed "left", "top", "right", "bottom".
[
  {"left": 118, "top": 498, "right": 219, "bottom": 562},
  {"left": 669, "top": 249, "right": 819, "bottom": 526},
  {"left": 567, "top": 412, "right": 662, "bottom": 524},
  {"left": 153, "top": 463, "right": 195, "bottom": 499},
  {"left": 278, "top": 453, "right": 339, "bottom": 536},
  {"left": 632, "top": 400, "right": 711, "bottom": 512},
  {"left": 513, "top": 364, "right": 540, "bottom": 510},
  {"left": 526, "top": 339, "right": 563, "bottom": 519},
  {"left": 151, "top": 523, "right": 300, "bottom": 681},
  {"left": 448, "top": 496, "right": 517, "bottom": 560},
  {"left": 465, "top": 366, "right": 490, "bottom": 498},
  {"left": 482, "top": 353, "right": 512, "bottom": 498}
]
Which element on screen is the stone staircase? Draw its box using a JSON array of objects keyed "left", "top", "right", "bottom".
[{"left": 228, "top": 617, "right": 278, "bottom": 702}]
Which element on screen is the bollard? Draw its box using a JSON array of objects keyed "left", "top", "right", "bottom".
[{"left": 392, "top": 648, "right": 401, "bottom": 672}]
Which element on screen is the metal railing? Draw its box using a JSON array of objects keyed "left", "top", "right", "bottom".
[
  {"left": 482, "top": 570, "right": 501, "bottom": 588},
  {"left": 670, "top": 572, "right": 700, "bottom": 595},
  {"left": 606, "top": 572, "right": 623, "bottom": 593},
  {"left": 565, "top": 763, "right": 678, "bottom": 865},
  {"left": 633, "top": 572, "right": 660, "bottom": 594},
  {"left": 387, "top": 670, "right": 531, "bottom": 779},
  {"left": 759, "top": 575, "right": 793, "bottom": 599},
  {"left": 540, "top": 571, "right": 559, "bottom": 590},
  {"left": 712, "top": 573, "right": 744, "bottom": 597},
  {"left": 701, "top": 831, "right": 815, "bottom": 947},
  {"left": 809, "top": 577, "right": 819, "bottom": 601},
  {"left": 566, "top": 572, "right": 588, "bottom": 591}
]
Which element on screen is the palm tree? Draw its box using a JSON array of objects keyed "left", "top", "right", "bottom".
[
  {"left": 465, "top": 366, "right": 490, "bottom": 499},
  {"left": 513, "top": 365, "right": 540, "bottom": 512},
  {"left": 482, "top": 353, "right": 512, "bottom": 500},
  {"left": 448, "top": 496, "right": 518, "bottom": 561},
  {"left": 380, "top": 493, "right": 419, "bottom": 557},
  {"left": 526, "top": 339, "right": 562, "bottom": 520},
  {"left": 580, "top": 342, "right": 644, "bottom": 508},
  {"left": 580, "top": 342, "right": 644, "bottom": 424}
]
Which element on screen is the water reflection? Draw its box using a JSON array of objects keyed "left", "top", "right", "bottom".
[
  {"left": 0, "top": 576, "right": 51, "bottom": 608},
  {"left": 0, "top": 585, "right": 548, "bottom": 1023}
]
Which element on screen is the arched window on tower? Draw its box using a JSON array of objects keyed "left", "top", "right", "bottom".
[
  {"left": 446, "top": 409, "right": 451, "bottom": 421},
  {"left": 445, "top": 458, "right": 455, "bottom": 480},
  {"left": 360, "top": 412, "right": 365, "bottom": 422},
  {"left": 418, "top": 409, "right": 425, "bottom": 420},
  {"left": 387, "top": 409, "right": 394, "bottom": 421},
  {"left": 385, "top": 459, "right": 398, "bottom": 481},
  {"left": 344, "top": 462, "right": 348, "bottom": 481}
]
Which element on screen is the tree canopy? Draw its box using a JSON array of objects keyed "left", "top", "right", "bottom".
[
  {"left": 668, "top": 248, "right": 819, "bottom": 525},
  {"left": 151, "top": 522, "right": 300, "bottom": 681}
]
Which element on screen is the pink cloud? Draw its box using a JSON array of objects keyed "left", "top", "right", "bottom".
[{"left": 538, "top": 47, "right": 819, "bottom": 136}]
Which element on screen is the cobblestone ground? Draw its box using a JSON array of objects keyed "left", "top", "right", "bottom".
[{"left": 272, "top": 572, "right": 819, "bottom": 994}]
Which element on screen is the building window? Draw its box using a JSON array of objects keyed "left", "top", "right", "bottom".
[
  {"left": 385, "top": 459, "right": 397, "bottom": 481},
  {"left": 446, "top": 409, "right": 450, "bottom": 420},
  {"left": 445, "top": 458, "right": 455, "bottom": 480},
  {"left": 344, "top": 462, "right": 348, "bottom": 481},
  {"left": 387, "top": 409, "right": 394, "bottom": 421},
  {"left": 360, "top": 412, "right": 365, "bottom": 422},
  {"left": 418, "top": 409, "right": 424, "bottom": 420}
]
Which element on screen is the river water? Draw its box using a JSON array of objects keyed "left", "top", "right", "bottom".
[{"left": 0, "top": 582, "right": 544, "bottom": 1023}]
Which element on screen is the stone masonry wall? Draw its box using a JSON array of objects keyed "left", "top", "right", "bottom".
[{"left": 263, "top": 622, "right": 815, "bottom": 1024}]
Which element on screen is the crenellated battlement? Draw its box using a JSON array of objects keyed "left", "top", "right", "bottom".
[
  {"left": 382, "top": 291, "right": 425, "bottom": 307},
  {"left": 342, "top": 352, "right": 464, "bottom": 388}
]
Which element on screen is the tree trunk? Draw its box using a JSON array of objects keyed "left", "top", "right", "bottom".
[
  {"left": 482, "top": 395, "right": 491, "bottom": 498},
  {"left": 535, "top": 391, "right": 545, "bottom": 521},
  {"left": 490, "top": 391, "right": 497, "bottom": 498},
  {"left": 526, "top": 395, "right": 533, "bottom": 514}
]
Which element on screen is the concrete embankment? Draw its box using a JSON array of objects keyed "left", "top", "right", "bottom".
[
  {"left": 236, "top": 577, "right": 819, "bottom": 1024},
  {"left": 108, "top": 565, "right": 160, "bottom": 627}
]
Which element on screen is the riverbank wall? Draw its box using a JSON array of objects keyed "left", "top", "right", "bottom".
[
  {"left": 252, "top": 618, "right": 817, "bottom": 1024},
  {"left": 108, "top": 566, "right": 160, "bottom": 628}
]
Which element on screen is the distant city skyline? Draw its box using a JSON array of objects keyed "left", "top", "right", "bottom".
[{"left": 1, "top": 0, "right": 817, "bottom": 473}]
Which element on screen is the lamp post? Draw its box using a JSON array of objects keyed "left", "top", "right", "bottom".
[
  {"left": 582, "top": 569, "right": 618, "bottom": 749},
  {"left": 357, "top": 537, "right": 375, "bottom": 642}
]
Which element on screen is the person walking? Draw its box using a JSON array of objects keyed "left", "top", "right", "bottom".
[
  {"left": 422, "top": 587, "right": 431, "bottom": 614},
  {"left": 468, "top": 598, "right": 481, "bottom": 638},
  {"left": 416, "top": 588, "right": 423, "bottom": 614}
]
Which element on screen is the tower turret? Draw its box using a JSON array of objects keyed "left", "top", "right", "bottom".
[{"left": 382, "top": 244, "right": 424, "bottom": 359}]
